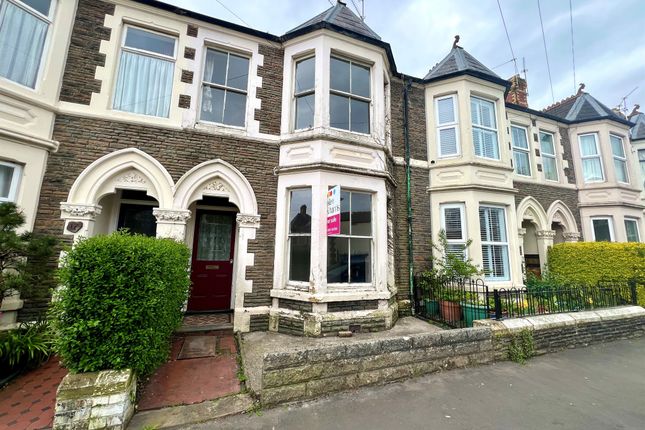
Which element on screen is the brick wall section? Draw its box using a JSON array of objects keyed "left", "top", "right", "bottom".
[
  {"left": 28, "top": 114, "right": 279, "bottom": 317},
  {"left": 320, "top": 316, "right": 386, "bottom": 334},
  {"left": 327, "top": 300, "right": 379, "bottom": 312},
  {"left": 278, "top": 299, "right": 313, "bottom": 312},
  {"left": 249, "top": 315, "right": 269, "bottom": 332},
  {"left": 258, "top": 327, "right": 493, "bottom": 405},
  {"left": 277, "top": 315, "right": 305, "bottom": 336},
  {"left": 184, "top": 47, "right": 196, "bottom": 60},
  {"left": 392, "top": 164, "right": 432, "bottom": 307},
  {"left": 390, "top": 79, "right": 427, "bottom": 160},
  {"left": 181, "top": 70, "right": 194, "bottom": 84},
  {"left": 559, "top": 126, "right": 577, "bottom": 184},
  {"left": 178, "top": 95, "right": 191, "bottom": 109},
  {"left": 254, "top": 44, "right": 283, "bottom": 135},
  {"left": 59, "top": 0, "right": 114, "bottom": 105},
  {"left": 514, "top": 182, "right": 581, "bottom": 230}
]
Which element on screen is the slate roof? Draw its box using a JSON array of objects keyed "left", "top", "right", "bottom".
[
  {"left": 423, "top": 47, "right": 503, "bottom": 85},
  {"left": 543, "top": 92, "right": 633, "bottom": 126},
  {"left": 286, "top": 1, "right": 381, "bottom": 41},
  {"left": 630, "top": 112, "right": 645, "bottom": 140}
]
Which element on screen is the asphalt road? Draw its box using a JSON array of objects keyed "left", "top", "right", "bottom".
[{"left": 188, "top": 337, "right": 645, "bottom": 430}]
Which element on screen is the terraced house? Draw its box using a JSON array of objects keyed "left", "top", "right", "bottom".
[{"left": 1, "top": 0, "right": 643, "bottom": 334}]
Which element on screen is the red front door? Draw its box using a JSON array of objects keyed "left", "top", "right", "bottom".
[{"left": 188, "top": 211, "right": 236, "bottom": 311}]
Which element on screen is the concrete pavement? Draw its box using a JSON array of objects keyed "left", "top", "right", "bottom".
[{"left": 185, "top": 337, "right": 645, "bottom": 430}]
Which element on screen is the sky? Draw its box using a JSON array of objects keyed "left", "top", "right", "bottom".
[{"left": 162, "top": 0, "right": 645, "bottom": 113}]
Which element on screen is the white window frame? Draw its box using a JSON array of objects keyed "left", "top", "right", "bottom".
[
  {"left": 440, "top": 203, "right": 467, "bottom": 257},
  {"left": 591, "top": 217, "right": 614, "bottom": 242},
  {"left": 327, "top": 189, "right": 374, "bottom": 287},
  {"left": 479, "top": 205, "right": 510, "bottom": 281},
  {"left": 112, "top": 25, "right": 177, "bottom": 115},
  {"left": 199, "top": 47, "right": 251, "bottom": 128},
  {"left": 329, "top": 55, "right": 372, "bottom": 135},
  {"left": 470, "top": 96, "right": 499, "bottom": 160},
  {"left": 578, "top": 133, "right": 605, "bottom": 183},
  {"left": 511, "top": 125, "right": 531, "bottom": 177},
  {"left": 610, "top": 134, "right": 629, "bottom": 184},
  {"left": 286, "top": 187, "right": 312, "bottom": 286},
  {"left": 0, "top": 160, "right": 22, "bottom": 202},
  {"left": 293, "top": 55, "right": 315, "bottom": 131},
  {"left": 539, "top": 130, "right": 559, "bottom": 182},
  {"left": 435, "top": 94, "right": 460, "bottom": 158},
  {"left": 0, "top": 0, "right": 55, "bottom": 89},
  {"left": 624, "top": 218, "right": 640, "bottom": 243}
]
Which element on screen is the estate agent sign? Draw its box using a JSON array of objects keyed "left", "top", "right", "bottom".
[{"left": 327, "top": 185, "right": 340, "bottom": 235}]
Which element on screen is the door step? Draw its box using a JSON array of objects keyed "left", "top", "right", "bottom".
[{"left": 177, "top": 313, "right": 233, "bottom": 333}]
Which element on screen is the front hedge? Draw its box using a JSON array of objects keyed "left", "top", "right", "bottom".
[
  {"left": 548, "top": 242, "right": 645, "bottom": 286},
  {"left": 51, "top": 232, "right": 190, "bottom": 376}
]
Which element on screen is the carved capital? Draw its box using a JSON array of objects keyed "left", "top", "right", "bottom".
[
  {"left": 60, "top": 203, "right": 102, "bottom": 219},
  {"left": 517, "top": 228, "right": 527, "bottom": 238},
  {"left": 236, "top": 213, "right": 261, "bottom": 228},
  {"left": 153, "top": 208, "right": 191, "bottom": 223},
  {"left": 536, "top": 229, "right": 556, "bottom": 239},
  {"left": 563, "top": 232, "right": 581, "bottom": 242}
]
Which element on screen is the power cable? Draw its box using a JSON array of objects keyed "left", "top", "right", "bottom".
[
  {"left": 214, "top": 0, "right": 252, "bottom": 28},
  {"left": 537, "top": 0, "right": 555, "bottom": 103},
  {"left": 496, "top": 0, "right": 519, "bottom": 75}
]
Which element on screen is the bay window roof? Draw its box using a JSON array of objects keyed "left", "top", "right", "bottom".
[
  {"left": 543, "top": 92, "right": 634, "bottom": 126},
  {"left": 286, "top": 1, "right": 381, "bottom": 41},
  {"left": 423, "top": 46, "right": 508, "bottom": 87}
]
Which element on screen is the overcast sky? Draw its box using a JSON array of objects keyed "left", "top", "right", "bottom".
[{"left": 162, "top": 0, "right": 645, "bottom": 113}]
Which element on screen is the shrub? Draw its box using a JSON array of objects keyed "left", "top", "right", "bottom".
[
  {"left": 51, "top": 232, "right": 191, "bottom": 376},
  {"left": 548, "top": 242, "right": 645, "bottom": 286},
  {"left": 0, "top": 319, "right": 52, "bottom": 377},
  {"left": 508, "top": 329, "right": 535, "bottom": 364}
]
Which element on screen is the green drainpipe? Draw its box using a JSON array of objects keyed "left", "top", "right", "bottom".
[{"left": 403, "top": 77, "right": 415, "bottom": 315}]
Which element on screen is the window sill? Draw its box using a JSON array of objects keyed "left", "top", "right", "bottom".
[{"left": 270, "top": 288, "right": 393, "bottom": 303}]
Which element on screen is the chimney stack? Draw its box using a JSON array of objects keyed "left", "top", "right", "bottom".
[{"left": 505, "top": 74, "right": 528, "bottom": 108}]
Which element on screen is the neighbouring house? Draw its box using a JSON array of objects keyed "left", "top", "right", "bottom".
[{"left": 1, "top": 0, "right": 643, "bottom": 334}]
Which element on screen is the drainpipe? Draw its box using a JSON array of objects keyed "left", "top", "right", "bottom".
[{"left": 402, "top": 76, "right": 415, "bottom": 315}]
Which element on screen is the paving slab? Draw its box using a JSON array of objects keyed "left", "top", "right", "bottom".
[{"left": 177, "top": 336, "right": 217, "bottom": 360}]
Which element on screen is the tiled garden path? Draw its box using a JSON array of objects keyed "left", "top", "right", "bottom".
[
  {"left": 137, "top": 330, "right": 240, "bottom": 411},
  {"left": 0, "top": 357, "right": 68, "bottom": 430}
]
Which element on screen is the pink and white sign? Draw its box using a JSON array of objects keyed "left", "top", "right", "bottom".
[{"left": 327, "top": 185, "right": 341, "bottom": 236}]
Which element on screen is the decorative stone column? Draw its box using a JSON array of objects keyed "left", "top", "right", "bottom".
[
  {"left": 517, "top": 228, "right": 527, "bottom": 275},
  {"left": 233, "top": 213, "right": 261, "bottom": 333},
  {"left": 536, "top": 230, "right": 556, "bottom": 272},
  {"left": 563, "top": 232, "right": 581, "bottom": 242},
  {"left": 153, "top": 208, "right": 191, "bottom": 241},
  {"left": 60, "top": 203, "right": 102, "bottom": 243}
]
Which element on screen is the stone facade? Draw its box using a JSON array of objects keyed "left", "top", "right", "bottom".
[{"left": 53, "top": 369, "right": 136, "bottom": 430}]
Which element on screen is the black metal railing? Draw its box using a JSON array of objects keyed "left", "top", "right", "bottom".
[{"left": 415, "top": 276, "right": 641, "bottom": 329}]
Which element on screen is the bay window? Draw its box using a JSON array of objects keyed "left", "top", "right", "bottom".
[
  {"left": 330, "top": 57, "right": 370, "bottom": 134},
  {"left": 441, "top": 204, "right": 466, "bottom": 258},
  {"left": 436, "top": 95, "right": 459, "bottom": 157},
  {"left": 610, "top": 134, "right": 628, "bottom": 183},
  {"left": 539, "top": 131, "right": 558, "bottom": 181},
  {"left": 327, "top": 190, "right": 372, "bottom": 284},
  {"left": 471, "top": 97, "right": 499, "bottom": 159},
  {"left": 579, "top": 133, "right": 604, "bottom": 182},
  {"left": 511, "top": 125, "right": 531, "bottom": 176},
  {"left": 591, "top": 217, "right": 613, "bottom": 242},
  {"left": 294, "top": 56, "right": 315, "bottom": 130},
  {"left": 0, "top": 0, "right": 53, "bottom": 88},
  {"left": 0, "top": 160, "right": 22, "bottom": 202},
  {"left": 288, "top": 188, "right": 312, "bottom": 282},
  {"left": 113, "top": 26, "right": 176, "bottom": 117},
  {"left": 639, "top": 149, "right": 645, "bottom": 188},
  {"left": 200, "top": 48, "right": 250, "bottom": 127},
  {"left": 625, "top": 218, "right": 640, "bottom": 243},
  {"left": 479, "top": 206, "right": 509, "bottom": 281}
]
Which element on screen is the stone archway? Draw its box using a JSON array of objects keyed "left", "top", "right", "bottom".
[
  {"left": 547, "top": 201, "right": 580, "bottom": 242},
  {"left": 61, "top": 148, "right": 174, "bottom": 241},
  {"left": 516, "top": 197, "right": 551, "bottom": 276}
]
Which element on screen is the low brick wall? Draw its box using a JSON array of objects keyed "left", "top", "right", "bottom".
[
  {"left": 474, "top": 306, "right": 645, "bottom": 360},
  {"left": 53, "top": 369, "right": 136, "bottom": 430},
  {"left": 258, "top": 327, "right": 493, "bottom": 405}
]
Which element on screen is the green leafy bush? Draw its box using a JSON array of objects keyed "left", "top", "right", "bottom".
[
  {"left": 0, "top": 319, "right": 52, "bottom": 377},
  {"left": 508, "top": 329, "right": 535, "bottom": 364},
  {"left": 51, "top": 232, "right": 190, "bottom": 376},
  {"left": 548, "top": 242, "right": 645, "bottom": 285}
]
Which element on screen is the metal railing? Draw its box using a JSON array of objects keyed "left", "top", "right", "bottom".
[{"left": 415, "top": 276, "right": 640, "bottom": 329}]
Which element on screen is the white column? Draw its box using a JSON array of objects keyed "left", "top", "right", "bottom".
[
  {"left": 517, "top": 227, "right": 527, "bottom": 276},
  {"left": 233, "top": 213, "right": 261, "bottom": 333},
  {"left": 60, "top": 203, "right": 102, "bottom": 243},
  {"left": 153, "top": 208, "right": 191, "bottom": 241},
  {"left": 536, "top": 230, "right": 556, "bottom": 271}
]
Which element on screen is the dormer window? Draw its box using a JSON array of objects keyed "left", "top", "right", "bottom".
[
  {"left": 113, "top": 26, "right": 176, "bottom": 117},
  {"left": 294, "top": 56, "right": 315, "bottom": 130},
  {"left": 200, "top": 48, "right": 250, "bottom": 127},
  {"left": 470, "top": 96, "right": 499, "bottom": 159},
  {"left": 0, "top": 0, "right": 54, "bottom": 88},
  {"left": 330, "top": 56, "right": 370, "bottom": 134},
  {"left": 610, "top": 134, "right": 628, "bottom": 184}
]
